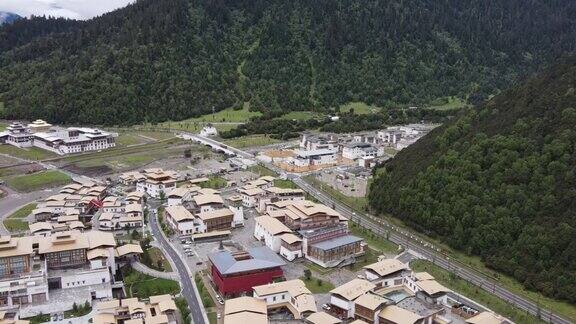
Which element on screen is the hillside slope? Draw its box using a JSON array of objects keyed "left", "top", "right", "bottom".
[
  {"left": 369, "top": 57, "right": 576, "bottom": 302},
  {"left": 1, "top": 0, "right": 576, "bottom": 125}
]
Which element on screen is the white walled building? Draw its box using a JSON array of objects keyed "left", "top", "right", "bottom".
[
  {"left": 32, "top": 127, "right": 117, "bottom": 155},
  {"left": 252, "top": 279, "right": 317, "bottom": 319},
  {"left": 289, "top": 149, "right": 338, "bottom": 167},
  {"left": 363, "top": 259, "right": 410, "bottom": 288},
  {"left": 164, "top": 206, "right": 195, "bottom": 235},
  {"left": 329, "top": 279, "right": 375, "bottom": 318},
  {"left": 254, "top": 216, "right": 293, "bottom": 252},
  {"left": 341, "top": 142, "right": 382, "bottom": 160}
]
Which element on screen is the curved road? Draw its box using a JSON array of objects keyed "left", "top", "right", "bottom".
[
  {"left": 149, "top": 209, "right": 206, "bottom": 324},
  {"left": 189, "top": 133, "right": 572, "bottom": 324}
]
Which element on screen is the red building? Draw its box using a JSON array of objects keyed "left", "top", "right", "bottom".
[{"left": 208, "top": 246, "right": 285, "bottom": 297}]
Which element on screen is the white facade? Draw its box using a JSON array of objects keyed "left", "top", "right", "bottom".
[
  {"left": 279, "top": 245, "right": 302, "bottom": 261},
  {"left": 136, "top": 181, "right": 176, "bottom": 199},
  {"left": 330, "top": 295, "right": 355, "bottom": 318},
  {"left": 230, "top": 205, "right": 244, "bottom": 227},
  {"left": 342, "top": 143, "right": 380, "bottom": 160},
  {"left": 253, "top": 218, "right": 291, "bottom": 253},
  {"left": 290, "top": 149, "right": 337, "bottom": 167}
]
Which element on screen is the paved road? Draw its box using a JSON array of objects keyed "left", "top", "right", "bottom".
[
  {"left": 188, "top": 133, "right": 572, "bottom": 324},
  {"left": 149, "top": 208, "right": 206, "bottom": 324}
]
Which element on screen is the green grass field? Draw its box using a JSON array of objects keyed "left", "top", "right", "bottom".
[
  {"left": 0, "top": 145, "right": 56, "bottom": 160},
  {"left": 6, "top": 170, "right": 71, "bottom": 192},
  {"left": 274, "top": 179, "right": 298, "bottom": 189},
  {"left": 279, "top": 111, "right": 322, "bottom": 120},
  {"left": 411, "top": 260, "right": 545, "bottom": 324},
  {"left": 116, "top": 133, "right": 146, "bottom": 147},
  {"left": 0, "top": 121, "right": 7, "bottom": 131},
  {"left": 144, "top": 247, "right": 173, "bottom": 272},
  {"left": 222, "top": 134, "right": 282, "bottom": 148},
  {"left": 301, "top": 276, "right": 335, "bottom": 293},
  {"left": 123, "top": 267, "right": 180, "bottom": 298},
  {"left": 425, "top": 96, "right": 469, "bottom": 110},
  {"left": 198, "top": 176, "right": 227, "bottom": 189},
  {"left": 194, "top": 273, "right": 215, "bottom": 308},
  {"left": 349, "top": 223, "right": 400, "bottom": 255},
  {"left": 249, "top": 165, "right": 278, "bottom": 177},
  {"left": 159, "top": 105, "right": 261, "bottom": 131},
  {"left": 304, "top": 175, "right": 369, "bottom": 212},
  {"left": 340, "top": 102, "right": 381, "bottom": 114},
  {"left": 3, "top": 203, "right": 36, "bottom": 233}
]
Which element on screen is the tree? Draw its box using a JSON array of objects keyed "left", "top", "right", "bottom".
[{"left": 303, "top": 269, "right": 311, "bottom": 280}]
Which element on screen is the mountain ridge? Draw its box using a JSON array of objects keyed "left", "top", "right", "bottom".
[
  {"left": 369, "top": 56, "right": 576, "bottom": 303},
  {"left": 1, "top": 0, "right": 576, "bottom": 125}
]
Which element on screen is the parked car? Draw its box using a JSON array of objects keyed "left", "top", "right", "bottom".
[{"left": 216, "top": 296, "right": 224, "bottom": 305}]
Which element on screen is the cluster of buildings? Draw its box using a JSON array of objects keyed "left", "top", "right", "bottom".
[
  {"left": 99, "top": 192, "right": 145, "bottom": 233},
  {"left": 206, "top": 175, "right": 367, "bottom": 299},
  {"left": 119, "top": 168, "right": 180, "bottom": 199},
  {"left": 0, "top": 120, "right": 117, "bottom": 155},
  {"left": 92, "top": 294, "right": 178, "bottom": 324},
  {"left": 29, "top": 177, "right": 109, "bottom": 235},
  {"left": 223, "top": 258, "right": 511, "bottom": 324},
  {"left": 0, "top": 230, "right": 142, "bottom": 321},
  {"left": 258, "top": 124, "right": 436, "bottom": 172}
]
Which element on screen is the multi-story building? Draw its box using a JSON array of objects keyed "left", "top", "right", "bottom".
[
  {"left": 208, "top": 247, "right": 285, "bottom": 297},
  {"left": 32, "top": 127, "right": 117, "bottom": 155},
  {"left": 329, "top": 279, "right": 376, "bottom": 318},
  {"left": 289, "top": 149, "right": 338, "bottom": 168},
  {"left": 281, "top": 200, "right": 344, "bottom": 230},
  {"left": 93, "top": 294, "right": 178, "bottom": 324},
  {"left": 300, "top": 225, "right": 364, "bottom": 268},
  {"left": 363, "top": 259, "right": 410, "bottom": 289},
  {"left": 342, "top": 142, "right": 382, "bottom": 160},
  {"left": 253, "top": 216, "right": 293, "bottom": 253},
  {"left": 0, "top": 123, "right": 33, "bottom": 148},
  {"left": 224, "top": 296, "right": 268, "bottom": 324},
  {"left": 0, "top": 231, "right": 142, "bottom": 318},
  {"left": 164, "top": 206, "right": 195, "bottom": 236},
  {"left": 353, "top": 293, "right": 388, "bottom": 323},
  {"left": 238, "top": 187, "right": 265, "bottom": 208},
  {"left": 136, "top": 169, "right": 178, "bottom": 199},
  {"left": 257, "top": 187, "right": 305, "bottom": 213},
  {"left": 196, "top": 208, "right": 234, "bottom": 233},
  {"left": 252, "top": 279, "right": 317, "bottom": 319}
]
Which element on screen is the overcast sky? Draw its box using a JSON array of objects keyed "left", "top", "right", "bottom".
[{"left": 0, "top": 0, "right": 135, "bottom": 20}]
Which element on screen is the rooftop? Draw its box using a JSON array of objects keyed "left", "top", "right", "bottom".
[
  {"left": 363, "top": 259, "right": 408, "bottom": 277},
  {"left": 310, "top": 235, "right": 362, "bottom": 251},
  {"left": 208, "top": 246, "right": 285, "bottom": 275},
  {"left": 330, "top": 279, "right": 375, "bottom": 301}
]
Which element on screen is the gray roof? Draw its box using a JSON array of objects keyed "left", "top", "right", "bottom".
[
  {"left": 311, "top": 235, "right": 362, "bottom": 251},
  {"left": 208, "top": 246, "right": 286, "bottom": 275}
]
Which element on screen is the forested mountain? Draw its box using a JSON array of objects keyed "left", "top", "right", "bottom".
[
  {"left": 1, "top": 0, "right": 576, "bottom": 125},
  {"left": 369, "top": 57, "right": 576, "bottom": 302},
  {"left": 0, "top": 12, "right": 21, "bottom": 25}
]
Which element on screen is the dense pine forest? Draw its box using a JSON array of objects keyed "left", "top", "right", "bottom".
[
  {"left": 1, "top": 0, "right": 576, "bottom": 125},
  {"left": 369, "top": 57, "right": 576, "bottom": 303}
]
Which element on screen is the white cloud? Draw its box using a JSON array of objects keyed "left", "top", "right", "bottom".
[{"left": 0, "top": 0, "right": 135, "bottom": 20}]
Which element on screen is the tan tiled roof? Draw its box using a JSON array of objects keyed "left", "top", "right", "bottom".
[
  {"left": 378, "top": 305, "right": 423, "bottom": 324},
  {"left": 224, "top": 312, "right": 268, "bottom": 324},
  {"left": 280, "top": 233, "right": 302, "bottom": 245},
  {"left": 240, "top": 187, "right": 265, "bottom": 196},
  {"left": 29, "top": 222, "right": 53, "bottom": 233},
  {"left": 255, "top": 216, "right": 292, "bottom": 235},
  {"left": 0, "top": 236, "right": 33, "bottom": 258},
  {"left": 363, "top": 259, "right": 407, "bottom": 277},
  {"left": 224, "top": 296, "right": 267, "bottom": 315},
  {"left": 194, "top": 194, "right": 224, "bottom": 206},
  {"left": 466, "top": 311, "right": 507, "bottom": 324},
  {"left": 115, "top": 244, "right": 143, "bottom": 257},
  {"left": 165, "top": 205, "right": 194, "bottom": 222},
  {"left": 413, "top": 272, "right": 434, "bottom": 281},
  {"left": 330, "top": 279, "right": 375, "bottom": 301},
  {"left": 197, "top": 208, "right": 234, "bottom": 221},
  {"left": 416, "top": 279, "right": 449, "bottom": 295},
  {"left": 354, "top": 293, "right": 387, "bottom": 310},
  {"left": 253, "top": 279, "right": 311, "bottom": 298},
  {"left": 306, "top": 312, "right": 341, "bottom": 324}
]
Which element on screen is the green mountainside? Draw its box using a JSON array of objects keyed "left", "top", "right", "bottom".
[
  {"left": 369, "top": 57, "right": 576, "bottom": 303},
  {"left": 1, "top": 0, "right": 576, "bottom": 125}
]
